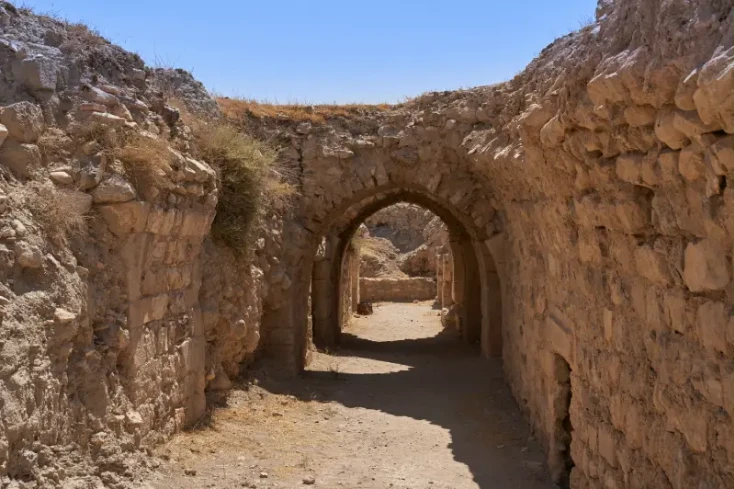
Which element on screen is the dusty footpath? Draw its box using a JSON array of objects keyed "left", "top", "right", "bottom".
[{"left": 144, "top": 302, "right": 554, "bottom": 489}]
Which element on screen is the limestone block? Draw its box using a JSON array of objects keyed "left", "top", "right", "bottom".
[
  {"left": 359, "top": 277, "right": 436, "bottom": 302},
  {"left": 180, "top": 211, "right": 214, "bottom": 237},
  {"left": 634, "top": 245, "right": 671, "bottom": 285},
  {"left": 12, "top": 55, "right": 58, "bottom": 92},
  {"left": 49, "top": 170, "right": 73, "bottom": 185},
  {"left": 663, "top": 291, "right": 688, "bottom": 334},
  {"left": 141, "top": 268, "right": 168, "bottom": 296},
  {"left": 613, "top": 200, "right": 651, "bottom": 233},
  {"left": 111, "top": 103, "right": 133, "bottom": 122},
  {"left": 182, "top": 156, "right": 216, "bottom": 183},
  {"left": 539, "top": 115, "right": 565, "bottom": 148},
  {"left": 146, "top": 208, "right": 178, "bottom": 235},
  {"left": 0, "top": 102, "right": 44, "bottom": 143},
  {"left": 677, "top": 410, "right": 708, "bottom": 453},
  {"left": 655, "top": 106, "right": 689, "bottom": 149},
  {"left": 696, "top": 301, "right": 728, "bottom": 354},
  {"left": 578, "top": 230, "right": 602, "bottom": 264},
  {"left": 602, "top": 309, "right": 613, "bottom": 342},
  {"left": 130, "top": 294, "right": 169, "bottom": 326},
  {"left": 574, "top": 194, "right": 650, "bottom": 233},
  {"left": 657, "top": 149, "right": 680, "bottom": 182},
  {"left": 167, "top": 265, "right": 192, "bottom": 290},
  {"left": 683, "top": 239, "right": 730, "bottom": 292},
  {"left": 615, "top": 153, "right": 642, "bottom": 183},
  {"left": 678, "top": 143, "right": 705, "bottom": 182},
  {"left": 65, "top": 190, "right": 93, "bottom": 215},
  {"left": 87, "top": 112, "right": 127, "bottom": 128},
  {"left": 640, "top": 156, "right": 659, "bottom": 187},
  {"left": 671, "top": 109, "right": 718, "bottom": 140},
  {"left": 0, "top": 142, "right": 41, "bottom": 179},
  {"left": 587, "top": 61, "right": 628, "bottom": 106},
  {"left": 623, "top": 105, "right": 656, "bottom": 127},
  {"left": 674, "top": 68, "right": 699, "bottom": 111},
  {"left": 706, "top": 134, "right": 734, "bottom": 175},
  {"left": 81, "top": 85, "right": 120, "bottom": 107},
  {"left": 98, "top": 201, "right": 149, "bottom": 237},
  {"left": 693, "top": 47, "right": 734, "bottom": 134},
  {"left": 92, "top": 175, "right": 137, "bottom": 204},
  {"left": 518, "top": 103, "right": 553, "bottom": 129}
]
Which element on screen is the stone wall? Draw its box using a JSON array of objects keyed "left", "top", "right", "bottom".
[
  {"left": 244, "top": 2, "right": 734, "bottom": 487},
  {"left": 359, "top": 277, "right": 437, "bottom": 303},
  {"left": 0, "top": 1, "right": 731, "bottom": 488},
  {"left": 0, "top": 5, "right": 279, "bottom": 486}
]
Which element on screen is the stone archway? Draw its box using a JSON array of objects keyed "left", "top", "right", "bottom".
[
  {"left": 311, "top": 188, "right": 495, "bottom": 353},
  {"left": 260, "top": 163, "right": 506, "bottom": 372}
]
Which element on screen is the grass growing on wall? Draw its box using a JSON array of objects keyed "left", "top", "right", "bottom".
[
  {"left": 191, "top": 120, "right": 293, "bottom": 253},
  {"left": 217, "top": 97, "right": 391, "bottom": 124}
]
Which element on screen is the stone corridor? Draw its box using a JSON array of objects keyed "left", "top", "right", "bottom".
[{"left": 150, "top": 301, "right": 554, "bottom": 489}]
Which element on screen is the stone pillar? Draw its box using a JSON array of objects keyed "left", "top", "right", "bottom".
[
  {"left": 312, "top": 257, "right": 337, "bottom": 346},
  {"left": 434, "top": 251, "right": 443, "bottom": 307},
  {"left": 441, "top": 252, "right": 453, "bottom": 308},
  {"left": 103, "top": 202, "right": 216, "bottom": 430}
]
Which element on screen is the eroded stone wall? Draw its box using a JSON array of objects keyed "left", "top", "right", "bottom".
[{"left": 0, "top": 5, "right": 279, "bottom": 485}]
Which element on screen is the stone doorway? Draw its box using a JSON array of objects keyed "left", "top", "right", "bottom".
[{"left": 305, "top": 191, "right": 504, "bottom": 366}]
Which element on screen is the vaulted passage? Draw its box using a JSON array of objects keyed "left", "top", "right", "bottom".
[{"left": 304, "top": 189, "right": 504, "bottom": 367}]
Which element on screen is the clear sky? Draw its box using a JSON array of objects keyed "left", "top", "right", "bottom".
[{"left": 23, "top": 0, "right": 598, "bottom": 104}]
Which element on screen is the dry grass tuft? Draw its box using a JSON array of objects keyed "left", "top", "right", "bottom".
[
  {"left": 115, "top": 133, "right": 174, "bottom": 191},
  {"left": 37, "top": 127, "right": 73, "bottom": 160},
  {"left": 64, "top": 22, "right": 107, "bottom": 46},
  {"left": 28, "top": 184, "right": 88, "bottom": 246},
  {"left": 217, "top": 98, "right": 392, "bottom": 124},
  {"left": 190, "top": 120, "right": 295, "bottom": 252}
]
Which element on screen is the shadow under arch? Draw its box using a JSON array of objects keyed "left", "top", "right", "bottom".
[{"left": 306, "top": 185, "right": 504, "bottom": 370}]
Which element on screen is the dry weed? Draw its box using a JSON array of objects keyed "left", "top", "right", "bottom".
[
  {"left": 217, "top": 97, "right": 391, "bottom": 124},
  {"left": 189, "top": 120, "right": 294, "bottom": 252},
  {"left": 28, "top": 184, "right": 88, "bottom": 246},
  {"left": 115, "top": 133, "right": 174, "bottom": 191}
]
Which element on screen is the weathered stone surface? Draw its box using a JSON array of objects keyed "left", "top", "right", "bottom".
[
  {"left": 0, "top": 141, "right": 42, "bottom": 178},
  {"left": 92, "top": 175, "right": 137, "bottom": 204},
  {"left": 0, "top": 102, "right": 44, "bottom": 143},
  {"left": 683, "top": 240, "right": 730, "bottom": 292},
  {"left": 98, "top": 201, "right": 149, "bottom": 237},
  {"left": 359, "top": 277, "right": 436, "bottom": 302},
  {"left": 0, "top": 2, "right": 730, "bottom": 488},
  {"left": 14, "top": 241, "right": 43, "bottom": 268},
  {"left": 49, "top": 170, "right": 74, "bottom": 185},
  {"left": 13, "top": 55, "right": 58, "bottom": 92}
]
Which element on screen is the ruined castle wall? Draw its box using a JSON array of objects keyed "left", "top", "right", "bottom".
[
  {"left": 252, "top": 1, "right": 733, "bottom": 487},
  {"left": 465, "top": 2, "right": 734, "bottom": 486},
  {"left": 0, "top": 5, "right": 275, "bottom": 485}
]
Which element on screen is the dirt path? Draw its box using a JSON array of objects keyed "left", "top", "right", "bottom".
[{"left": 144, "top": 302, "right": 555, "bottom": 489}]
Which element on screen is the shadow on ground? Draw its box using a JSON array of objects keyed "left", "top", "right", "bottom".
[{"left": 253, "top": 305, "right": 555, "bottom": 489}]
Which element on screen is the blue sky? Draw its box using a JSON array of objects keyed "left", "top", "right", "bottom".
[{"left": 24, "top": 0, "right": 598, "bottom": 104}]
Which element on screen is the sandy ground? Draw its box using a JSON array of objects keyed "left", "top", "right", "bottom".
[{"left": 143, "top": 302, "right": 555, "bottom": 489}]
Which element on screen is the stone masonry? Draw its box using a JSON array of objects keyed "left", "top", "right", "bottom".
[{"left": 0, "top": 1, "right": 731, "bottom": 488}]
